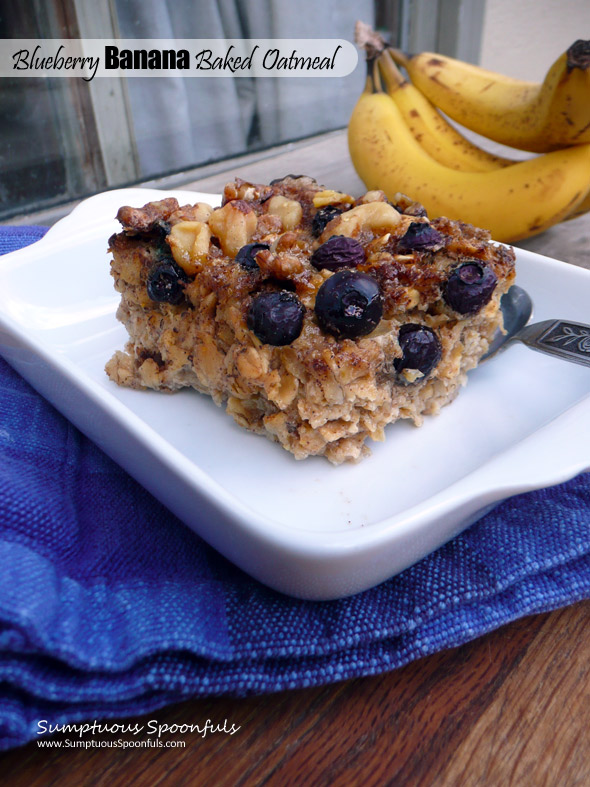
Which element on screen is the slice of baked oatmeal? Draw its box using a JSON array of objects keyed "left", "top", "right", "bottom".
[{"left": 106, "top": 176, "right": 515, "bottom": 463}]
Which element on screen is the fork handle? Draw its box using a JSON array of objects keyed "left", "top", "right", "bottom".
[{"left": 517, "top": 319, "right": 590, "bottom": 367}]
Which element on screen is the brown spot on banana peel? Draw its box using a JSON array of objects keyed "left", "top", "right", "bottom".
[
  {"left": 427, "top": 57, "right": 445, "bottom": 67},
  {"left": 428, "top": 73, "right": 450, "bottom": 89}
]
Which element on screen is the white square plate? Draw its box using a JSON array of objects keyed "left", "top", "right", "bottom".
[{"left": 1, "top": 188, "right": 590, "bottom": 600}]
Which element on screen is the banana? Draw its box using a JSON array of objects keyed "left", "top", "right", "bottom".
[
  {"left": 391, "top": 40, "right": 590, "bottom": 153},
  {"left": 347, "top": 70, "right": 590, "bottom": 243},
  {"left": 377, "top": 51, "right": 590, "bottom": 223},
  {"left": 377, "top": 50, "right": 514, "bottom": 173},
  {"left": 565, "top": 190, "right": 590, "bottom": 222}
]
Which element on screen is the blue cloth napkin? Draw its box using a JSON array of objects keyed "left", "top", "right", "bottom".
[{"left": 1, "top": 226, "right": 590, "bottom": 751}]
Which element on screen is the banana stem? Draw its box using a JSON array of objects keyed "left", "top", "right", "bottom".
[
  {"left": 378, "top": 50, "right": 408, "bottom": 94},
  {"left": 364, "top": 56, "right": 374, "bottom": 93},
  {"left": 354, "top": 20, "right": 388, "bottom": 58},
  {"left": 363, "top": 56, "right": 381, "bottom": 93},
  {"left": 371, "top": 58, "right": 385, "bottom": 93},
  {"left": 389, "top": 48, "right": 410, "bottom": 68}
]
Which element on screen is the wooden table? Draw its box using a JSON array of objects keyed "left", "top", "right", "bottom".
[
  {"left": 4, "top": 604, "right": 590, "bottom": 785},
  {"left": 3, "top": 132, "right": 590, "bottom": 786}
]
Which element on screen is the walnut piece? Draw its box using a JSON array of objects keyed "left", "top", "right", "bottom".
[
  {"left": 209, "top": 201, "right": 258, "bottom": 257},
  {"left": 324, "top": 201, "right": 402, "bottom": 239},
  {"left": 313, "top": 189, "right": 355, "bottom": 207},
  {"left": 168, "top": 221, "right": 212, "bottom": 275},
  {"left": 116, "top": 198, "right": 179, "bottom": 233},
  {"left": 266, "top": 195, "right": 303, "bottom": 231}
]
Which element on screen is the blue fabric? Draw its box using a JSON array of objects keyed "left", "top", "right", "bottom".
[
  {"left": 1, "top": 225, "right": 590, "bottom": 750},
  {"left": 0, "top": 226, "right": 48, "bottom": 256}
]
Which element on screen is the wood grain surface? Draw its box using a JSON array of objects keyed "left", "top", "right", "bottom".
[
  {"left": 3, "top": 603, "right": 590, "bottom": 786},
  {"left": 4, "top": 132, "right": 590, "bottom": 787}
]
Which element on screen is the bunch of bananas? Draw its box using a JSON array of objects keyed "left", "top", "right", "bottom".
[{"left": 348, "top": 25, "right": 590, "bottom": 242}]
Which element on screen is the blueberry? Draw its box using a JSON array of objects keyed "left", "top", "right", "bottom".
[
  {"left": 443, "top": 261, "right": 497, "bottom": 315},
  {"left": 312, "top": 206, "right": 342, "bottom": 237},
  {"left": 396, "top": 222, "right": 444, "bottom": 253},
  {"left": 314, "top": 270, "right": 383, "bottom": 339},
  {"left": 394, "top": 323, "right": 442, "bottom": 382},
  {"left": 235, "top": 242, "right": 270, "bottom": 271},
  {"left": 247, "top": 291, "right": 305, "bottom": 346},
  {"left": 147, "top": 260, "right": 188, "bottom": 304},
  {"left": 311, "top": 235, "right": 365, "bottom": 272}
]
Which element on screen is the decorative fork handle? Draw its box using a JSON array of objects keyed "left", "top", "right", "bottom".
[{"left": 517, "top": 319, "right": 590, "bottom": 367}]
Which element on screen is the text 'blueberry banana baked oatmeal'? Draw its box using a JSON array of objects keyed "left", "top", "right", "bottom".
[{"left": 106, "top": 176, "right": 516, "bottom": 463}]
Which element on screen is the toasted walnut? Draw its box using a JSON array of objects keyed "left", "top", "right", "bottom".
[
  {"left": 273, "top": 230, "right": 311, "bottom": 255},
  {"left": 266, "top": 195, "right": 303, "bottom": 230},
  {"left": 404, "top": 287, "right": 421, "bottom": 309},
  {"left": 255, "top": 213, "right": 283, "bottom": 240},
  {"left": 359, "top": 190, "right": 388, "bottom": 204},
  {"left": 168, "top": 221, "right": 211, "bottom": 275},
  {"left": 117, "top": 198, "right": 179, "bottom": 233},
  {"left": 209, "top": 201, "right": 258, "bottom": 257},
  {"left": 389, "top": 192, "right": 428, "bottom": 218},
  {"left": 324, "top": 201, "right": 402, "bottom": 239},
  {"left": 170, "top": 202, "right": 213, "bottom": 225},
  {"left": 313, "top": 190, "right": 355, "bottom": 208},
  {"left": 365, "top": 233, "right": 392, "bottom": 256},
  {"left": 223, "top": 179, "right": 272, "bottom": 204},
  {"left": 255, "top": 249, "right": 305, "bottom": 279}
]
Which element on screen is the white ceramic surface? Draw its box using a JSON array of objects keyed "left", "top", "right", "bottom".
[{"left": 1, "top": 188, "right": 590, "bottom": 600}]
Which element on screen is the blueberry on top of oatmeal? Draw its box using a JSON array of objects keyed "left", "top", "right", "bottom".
[
  {"left": 394, "top": 324, "right": 442, "bottom": 382},
  {"left": 312, "top": 206, "right": 343, "bottom": 237},
  {"left": 395, "top": 222, "right": 445, "bottom": 253},
  {"left": 247, "top": 291, "right": 305, "bottom": 346},
  {"left": 443, "top": 261, "right": 498, "bottom": 315},
  {"left": 147, "top": 260, "right": 188, "bottom": 304},
  {"left": 314, "top": 270, "right": 383, "bottom": 339},
  {"left": 311, "top": 236, "right": 365, "bottom": 272}
]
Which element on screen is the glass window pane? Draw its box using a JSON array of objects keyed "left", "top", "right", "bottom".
[{"left": 0, "top": 0, "right": 375, "bottom": 219}]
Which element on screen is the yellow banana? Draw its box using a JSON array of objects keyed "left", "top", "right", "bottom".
[
  {"left": 391, "top": 40, "right": 590, "bottom": 153},
  {"left": 565, "top": 190, "right": 590, "bottom": 221},
  {"left": 377, "top": 50, "right": 514, "bottom": 173},
  {"left": 376, "top": 52, "right": 590, "bottom": 223},
  {"left": 347, "top": 74, "right": 590, "bottom": 243}
]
